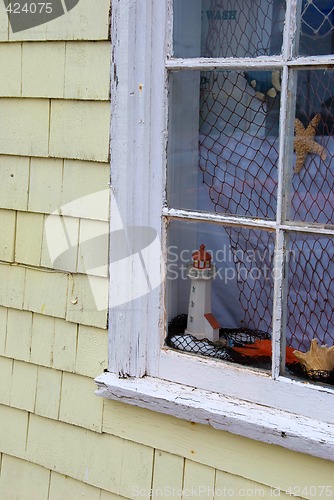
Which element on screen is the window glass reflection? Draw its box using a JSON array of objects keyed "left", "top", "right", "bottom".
[
  {"left": 173, "top": 0, "right": 285, "bottom": 58},
  {"left": 299, "top": 0, "right": 334, "bottom": 56}
]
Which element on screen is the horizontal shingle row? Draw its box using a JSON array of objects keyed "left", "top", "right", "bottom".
[
  {"left": 0, "top": 0, "right": 110, "bottom": 42},
  {"left": 0, "top": 306, "right": 108, "bottom": 373},
  {"left": 0, "top": 99, "right": 110, "bottom": 161},
  {"left": 0, "top": 156, "right": 110, "bottom": 219},
  {"left": 0, "top": 41, "right": 110, "bottom": 100},
  {"left": 0, "top": 455, "right": 122, "bottom": 500},
  {"left": 0, "top": 267, "right": 108, "bottom": 328},
  {"left": 0, "top": 209, "right": 109, "bottom": 276}
]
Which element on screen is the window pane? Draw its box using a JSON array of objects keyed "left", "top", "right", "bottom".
[
  {"left": 173, "top": 0, "right": 285, "bottom": 58},
  {"left": 286, "top": 233, "right": 334, "bottom": 387},
  {"left": 166, "top": 219, "right": 275, "bottom": 371},
  {"left": 287, "top": 69, "right": 334, "bottom": 225},
  {"left": 168, "top": 70, "right": 280, "bottom": 219},
  {"left": 298, "top": 0, "right": 334, "bottom": 56}
]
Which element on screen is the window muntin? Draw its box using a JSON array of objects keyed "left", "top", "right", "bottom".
[{"left": 165, "top": 0, "right": 334, "bottom": 389}]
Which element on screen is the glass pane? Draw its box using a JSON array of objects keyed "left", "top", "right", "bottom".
[
  {"left": 287, "top": 69, "right": 334, "bottom": 225},
  {"left": 286, "top": 233, "right": 334, "bottom": 387},
  {"left": 173, "top": 0, "right": 285, "bottom": 58},
  {"left": 168, "top": 70, "right": 280, "bottom": 219},
  {"left": 298, "top": 0, "right": 334, "bottom": 56},
  {"left": 166, "top": 219, "right": 275, "bottom": 371}
]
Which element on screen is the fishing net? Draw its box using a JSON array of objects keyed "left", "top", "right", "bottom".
[{"left": 168, "top": 0, "right": 334, "bottom": 384}]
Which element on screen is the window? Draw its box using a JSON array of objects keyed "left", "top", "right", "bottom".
[{"left": 96, "top": 0, "right": 334, "bottom": 461}]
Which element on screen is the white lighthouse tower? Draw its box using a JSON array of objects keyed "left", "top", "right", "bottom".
[{"left": 185, "top": 244, "right": 220, "bottom": 342}]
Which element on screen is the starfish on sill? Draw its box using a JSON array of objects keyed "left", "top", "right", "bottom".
[{"left": 294, "top": 114, "right": 327, "bottom": 173}]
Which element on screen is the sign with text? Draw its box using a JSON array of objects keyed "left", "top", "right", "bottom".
[{"left": 3, "top": 0, "right": 80, "bottom": 33}]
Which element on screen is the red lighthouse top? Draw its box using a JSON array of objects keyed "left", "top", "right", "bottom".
[{"left": 192, "top": 244, "right": 212, "bottom": 269}]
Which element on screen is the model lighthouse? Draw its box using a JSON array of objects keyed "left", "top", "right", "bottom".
[{"left": 185, "top": 244, "right": 220, "bottom": 342}]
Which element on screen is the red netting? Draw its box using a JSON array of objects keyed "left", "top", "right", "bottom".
[
  {"left": 200, "top": 70, "right": 279, "bottom": 220},
  {"left": 202, "top": 0, "right": 284, "bottom": 58},
  {"left": 198, "top": 1, "right": 334, "bottom": 365},
  {"left": 291, "top": 70, "right": 334, "bottom": 225},
  {"left": 288, "top": 234, "right": 334, "bottom": 351}
]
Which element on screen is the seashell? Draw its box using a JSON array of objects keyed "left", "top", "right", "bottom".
[{"left": 293, "top": 339, "right": 334, "bottom": 373}]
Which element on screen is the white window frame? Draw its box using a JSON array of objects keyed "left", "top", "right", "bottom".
[{"left": 96, "top": 0, "right": 334, "bottom": 462}]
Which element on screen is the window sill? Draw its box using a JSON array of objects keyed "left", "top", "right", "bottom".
[{"left": 95, "top": 371, "right": 334, "bottom": 462}]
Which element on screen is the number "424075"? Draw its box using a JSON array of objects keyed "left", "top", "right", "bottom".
[{"left": 5, "top": 3, "right": 53, "bottom": 14}]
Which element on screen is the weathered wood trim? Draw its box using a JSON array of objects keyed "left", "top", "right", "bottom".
[
  {"left": 108, "top": 0, "right": 164, "bottom": 377},
  {"left": 166, "top": 55, "right": 334, "bottom": 71},
  {"left": 163, "top": 208, "right": 334, "bottom": 236},
  {"left": 156, "top": 348, "right": 334, "bottom": 424},
  {"left": 95, "top": 372, "right": 334, "bottom": 462}
]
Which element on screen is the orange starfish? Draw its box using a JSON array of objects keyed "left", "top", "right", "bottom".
[
  {"left": 233, "top": 339, "right": 298, "bottom": 364},
  {"left": 294, "top": 114, "right": 326, "bottom": 173}
]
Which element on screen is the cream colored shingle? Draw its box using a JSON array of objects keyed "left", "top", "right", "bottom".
[
  {"left": 0, "top": 357, "right": 13, "bottom": 405},
  {"left": 0, "top": 43, "right": 21, "bottom": 96},
  {"left": 30, "top": 313, "right": 54, "bottom": 367},
  {"left": 0, "top": 1, "right": 8, "bottom": 42},
  {"left": 76, "top": 325, "right": 108, "bottom": 377},
  {"left": 35, "top": 366, "right": 62, "bottom": 419},
  {"left": 152, "top": 451, "right": 184, "bottom": 500},
  {"left": 0, "top": 263, "right": 25, "bottom": 309},
  {"left": 24, "top": 268, "right": 69, "bottom": 318},
  {"left": 22, "top": 42, "right": 65, "bottom": 98},
  {"left": 0, "top": 98, "right": 49, "bottom": 157},
  {"left": 10, "top": 360, "right": 37, "bottom": 412},
  {"left": 28, "top": 157, "right": 63, "bottom": 214},
  {"left": 8, "top": 15, "right": 47, "bottom": 41},
  {"left": 59, "top": 372, "right": 103, "bottom": 432},
  {"left": 78, "top": 219, "right": 109, "bottom": 277},
  {"left": 215, "top": 471, "right": 290, "bottom": 500},
  {"left": 183, "top": 460, "right": 215, "bottom": 500},
  {"left": 0, "top": 405, "right": 28, "bottom": 457},
  {"left": 62, "top": 160, "right": 109, "bottom": 221},
  {"left": 65, "top": 41, "right": 110, "bottom": 100},
  {"left": 66, "top": 274, "right": 108, "bottom": 329},
  {"left": 53, "top": 318, "right": 77, "bottom": 372},
  {"left": 6, "top": 309, "right": 32, "bottom": 361},
  {"left": 8, "top": 0, "right": 110, "bottom": 42},
  {"left": 15, "top": 211, "right": 44, "bottom": 266},
  {"left": 0, "top": 307, "right": 7, "bottom": 355},
  {"left": 119, "top": 441, "right": 154, "bottom": 499},
  {"left": 49, "top": 472, "right": 101, "bottom": 500},
  {"left": 41, "top": 214, "right": 79, "bottom": 272},
  {"left": 0, "top": 455, "right": 50, "bottom": 500},
  {"left": 45, "top": 0, "right": 110, "bottom": 41},
  {"left": 26, "top": 413, "right": 123, "bottom": 492},
  {"left": 0, "top": 209, "right": 16, "bottom": 262},
  {"left": 0, "top": 155, "right": 29, "bottom": 211},
  {"left": 100, "top": 491, "right": 125, "bottom": 500},
  {"left": 49, "top": 100, "right": 110, "bottom": 162}
]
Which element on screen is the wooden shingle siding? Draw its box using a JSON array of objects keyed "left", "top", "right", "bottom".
[
  {"left": 1, "top": 0, "right": 110, "bottom": 42},
  {"left": 0, "top": 454, "right": 124, "bottom": 500},
  {"left": 0, "top": 2, "right": 333, "bottom": 499},
  {"left": 0, "top": 307, "right": 108, "bottom": 374}
]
